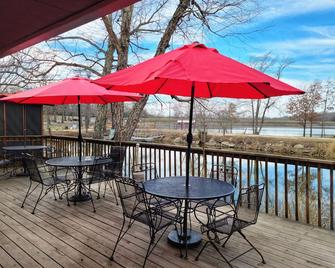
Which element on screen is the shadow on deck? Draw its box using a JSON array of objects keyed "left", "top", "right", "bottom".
[{"left": 0, "top": 176, "right": 334, "bottom": 268}]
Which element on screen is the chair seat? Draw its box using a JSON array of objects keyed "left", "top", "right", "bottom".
[
  {"left": 133, "top": 209, "right": 177, "bottom": 230},
  {"left": 208, "top": 215, "right": 251, "bottom": 235},
  {"left": 42, "top": 176, "right": 69, "bottom": 186},
  {"left": 204, "top": 195, "right": 233, "bottom": 208},
  {"left": 102, "top": 168, "right": 121, "bottom": 178}
]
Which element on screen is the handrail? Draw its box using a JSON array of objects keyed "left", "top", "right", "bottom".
[{"left": 1, "top": 134, "right": 334, "bottom": 230}]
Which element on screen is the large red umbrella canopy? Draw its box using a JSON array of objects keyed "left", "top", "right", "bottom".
[
  {"left": 2, "top": 77, "right": 141, "bottom": 161},
  {"left": 95, "top": 42, "right": 304, "bottom": 98},
  {"left": 2, "top": 77, "right": 141, "bottom": 104}
]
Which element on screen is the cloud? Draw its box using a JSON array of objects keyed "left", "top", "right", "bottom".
[
  {"left": 301, "top": 25, "right": 335, "bottom": 38},
  {"left": 256, "top": 37, "right": 335, "bottom": 58},
  {"left": 280, "top": 78, "right": 313, "bottom": 89},
  {"left": 260, "top": 0, "right": 335, "bottom": 21}
]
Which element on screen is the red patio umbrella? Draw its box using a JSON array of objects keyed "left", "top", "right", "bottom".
[
  {"left": 95, "top": 42, "right": 303, "bottom": 179},
  {"left": 94, "top": 42, "right": 304, "bottom": 249},
  {"left": 2, "top": 77, "right": 142, "bottom": 160}
]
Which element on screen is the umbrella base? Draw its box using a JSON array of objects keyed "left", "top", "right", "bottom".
[
  {"left": 69, "top": 193, "right": 91, "bottom": 202},
  {"left": 168, "top": 229, "right": 202, "bottom": 248}
]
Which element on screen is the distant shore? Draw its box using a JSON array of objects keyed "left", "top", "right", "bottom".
[{"left": 52, "top": 128, "right": 335, "bottom": 160}]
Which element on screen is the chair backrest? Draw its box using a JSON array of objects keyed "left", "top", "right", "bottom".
[
  {"left": 22, "top": 156, "right": 43, "bottom": 184},
  {"left": 115, "top": 176, "right": 145, "bottom": 218},
  {"left": 210, "top": 164, "right": 238, "bottom": 187},
  {"left": 132, "top": 163, "right": 158, "bottom": 182},
  {"left": 235, "top": 184, "right": 264, "bottom": 224},
  {"left": 87, "top": 156, "right": 107, "bottom": 183},
  {"left": 105, "top": 146, "right": 125, "bottom": 176}
]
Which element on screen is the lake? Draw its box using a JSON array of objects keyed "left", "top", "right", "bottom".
[{"left": 208, "top": 126, "right": 335, "bottom": 137}]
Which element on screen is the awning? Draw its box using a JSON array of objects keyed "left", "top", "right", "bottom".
[{"left": 0, "top": 0, "right": 139, "bottom": 58}]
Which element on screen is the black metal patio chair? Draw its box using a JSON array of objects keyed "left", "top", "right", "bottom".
[
  {"left": 195, "top": 183, "right": 265, "bottom": 267},
  {"left": 132, "top": 162, "right": 181, "bottom": 209},
  {"left": 110, "top": 176, "right": 182, "bottom": 267},
  {"left": 21, "top": 155, "right": 71, "bottom": 214},
  {"left": 81, "top": 156, "right": 113, "bottom": 212},
  {"left": 193, "top": 165, "right": 238, "bottom": 229},
  {"left": 208, "top": 164, "right": 238, "bottom": 205},
  {"left": 0, "top": 149, "right": 14, "bottom": 178},
  {"left": 132, "top": 162, "right": 158, "bottom": 182},
  {"left": 97, "top": 146, "right": 126, "bottom": 204}
]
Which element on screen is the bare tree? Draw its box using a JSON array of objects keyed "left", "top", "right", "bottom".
[
  {"left": 0, "top": 47, "right": 56, "bottom": 92},
  {"left": 215, "top": 102, "right": 239, "bottom": 135},
  {"left": 249, "top": 53, "right": 294, "bottom": 134},
  {"left": 106, "top": 0, "right": 260, "bottom": 141},
  {"left": 194, "top": 100, "right": 208, "bottom": 132},
  {"left": 287, "top": 82, "right": 322, "bottom": 137},
  {"left": 1, "top": 0, "right": 261, "bottom": 141},
  {"left": 320, "top": 79, "right": 335, "bottom": 137}
]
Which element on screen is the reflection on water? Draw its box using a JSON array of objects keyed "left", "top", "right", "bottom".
[{"left": 208, "top": 126, "right": 335, "bottom": 137}]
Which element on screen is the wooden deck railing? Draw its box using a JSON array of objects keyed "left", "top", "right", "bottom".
[{"left": 1, "top": 135, "right": 334, "bottom": 230}]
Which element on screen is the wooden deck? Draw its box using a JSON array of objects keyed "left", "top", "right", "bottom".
[{"left": 0, "top": 176, "right": 335, "bottom": 268}]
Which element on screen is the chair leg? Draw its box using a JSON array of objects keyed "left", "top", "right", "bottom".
[
  {"left": 210, "top": 240, "right": 233, "bottom": 268},
  {"left": 56, "top": 185, "right": 62, "bottom": 199},
  {"left": 52, "top": 186, "right": 57, "bottom": 200},
  {"left": 66, "top": 184, "right": 70, "bottom": 206},
  {"left": 238, "top": 230, "right": 265, "bottom": 264},
  {"left": 143, "top": 225, "right": 170, "bottom": 267},
  {"left": 21, "top": 180, "right": 33, "bottom": 208},
  {"left": 103, "top": 180, "right": 108, "bottom": 198},
  {"left": 96, "top": 181, "right": 101, "bottom": 199},
  {"left": 195, "top": 240, "right": 210, "bottom": 261},
  {"left": 88, "top": 184, "right": 96, "bottom": 213},
  {"left": 109, "top": 180, "right": 119, "bottom": 205},
  {"left": 110, "top": 215, "right": 130, "bottom": 261},
  {"left": 222, "top": 233, "right": 232, "bottom": 247},
  {"left": 196, "top": 231, "right": 233, "bottom": 267},
  {"left": 143, "top": 235, "right": 154, "bottom": 267},
  {"left": 32, "top": 185, "right": 45, "bottom": 214}
]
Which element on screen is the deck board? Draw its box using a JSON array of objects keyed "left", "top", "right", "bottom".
[{"left": 0, "top": 176, "right": 335, "bottom": 268}]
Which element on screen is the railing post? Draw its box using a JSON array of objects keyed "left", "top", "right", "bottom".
[{"left": 134, "top": 143, "right": 140, "bottom": 168}]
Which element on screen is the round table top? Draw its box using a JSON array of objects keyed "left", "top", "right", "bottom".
[
  {"left": 143, "top": 176, "right": 235, "bottom": 200},
  {"left": 46, "top": 156, "right": 112, "bottom": 167},
  {"left": 2, "top": 145, "right": 47, "bottom": 151}
]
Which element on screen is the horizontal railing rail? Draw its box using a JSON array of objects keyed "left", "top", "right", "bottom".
[{"left": 1, "top": 135, "right": 334, "bottom": 230}]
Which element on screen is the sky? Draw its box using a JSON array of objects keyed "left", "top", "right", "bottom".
[
  {"left": 51, "top": 0, "right": 335, "bottom": 117},
  {"left": 145, "top": 0, "right": 335, "bottom": 117},
  {"left": 212, "top": 0, "right": 335, "bottom": 89}
]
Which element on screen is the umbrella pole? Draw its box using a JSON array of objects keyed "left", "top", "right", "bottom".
[
  {"left": 77, "top": 97, "right": 82, "bottom": 161},
  {"left": 182, "top": 82, "right": 195, "bottom": 257},
  {"left": 185, "top": 83, "right": 195, "bottom": 188}
]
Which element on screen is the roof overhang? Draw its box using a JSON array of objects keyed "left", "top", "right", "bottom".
[{"left": 0, "top": 0, "right": 139, "bottom": 58}]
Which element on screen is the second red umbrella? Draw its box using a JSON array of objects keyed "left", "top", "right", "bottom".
[{"left": 2, "top": 77, "right": 142, "bottom": 160}]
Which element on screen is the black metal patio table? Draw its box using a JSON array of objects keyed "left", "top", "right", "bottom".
[
  {"left": 46, "top": 156, "right": 113, "bottom": 202},
  {"left": 3, "top": 145, "right": 47, "bottom": 175},
  {"left": 143, "top": 176, "right": 235, "bottom": 256},
  {"left": 2, "top": 145, "right": 47, "bottom": 152}
]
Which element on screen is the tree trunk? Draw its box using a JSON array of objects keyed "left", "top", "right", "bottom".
[
  {"left": 93, "top": 105, "right": 108, "bottom": 138},
  {"left": 53, "top": 107, "right": 57, "bottom": 122},
  {"left": 309, "top": 121, "right": 313, "bottom": 137},
  {"left": 115, "top": 95, "right": 149, "bottom": 141},
  {"left": 85, "top": 104, "right": 91, "bottom": 133},
  {"left": 61, "top": 106, "right": 65, "bottom": 123},
  {"left": 93, "top": 27, "right": 115, "bottom": 139},
  {"left": 303, "top": 121, "right": 306, "bottom": 137},
  {"left": 321, "top": 99, "right": 327, "bottom": 137},
  {"left": 110, "top": 0, "right": 191, "bottom": 142}
]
